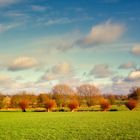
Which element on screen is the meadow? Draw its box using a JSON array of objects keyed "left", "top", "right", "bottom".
[{"left": 0, "top": 111, "right": 140, "bottom": 140}]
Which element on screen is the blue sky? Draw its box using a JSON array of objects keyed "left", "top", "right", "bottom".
[{"left": 0, "top": 0, "right": 140, "bottom": 94}]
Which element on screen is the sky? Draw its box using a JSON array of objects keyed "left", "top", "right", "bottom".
[{"left": 0, "top": 0, "right": 140, "bottom": 94}]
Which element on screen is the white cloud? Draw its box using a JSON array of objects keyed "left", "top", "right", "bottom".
[
  {"left": 0, "top": 75, "right": 12, "bottom": 85},
  {"left": 0, "top": 0, "right": 19, "bottom": 7},
  {"left": 40, "top": 62, "right": 75, "bottom": 81},
  {"left": 51, "top": 62, "right": 73, "bottom": 75},
  {"left": 119, "top": 61, "right": 136, "bottom": 69},
  {"left": 132, "top": 44, "right": 140, "bottom": 55},
  {"left": 29, "top": 31, "right": 81, "bottom": 53},
  {"left": 83, "top": 20, "right": 125, "bottom": 45},
  {"left": 31, "top": 5, "right": 47, "bottom": 12},
  {"left": 127, "top": 70, "right": 140, "bottom": 81},
  {"left": 0, "top": 23, "right": 20, "bottom": 33},
  {"left": 106, "top": 71, "right": 140, "bottom": 94},
  {"left": 45, "top": 17, "right": 93, "bottom": 26},
  {"left": 89, "top": 64, "right": 113, "bottom": 78},
  {"left": 8, "top": 56, "right": 38, "bottom": 71}
]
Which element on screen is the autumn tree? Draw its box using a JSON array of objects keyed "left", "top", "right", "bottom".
[
  {"left": 0, "top": 94, "right": 5, "bottom": 109},
  {"left": 44, "top": 99, "right": 56, "bottom": 112},
  {"left": 10, "top": 92, "right": 36, "bottom": 109},
  {"left": 100, "top": 99, "right": 111, "bottom": 111},
  {"left": 19, "top": 99, "right": 29, "bottom": 112},
  {"left": 77, "top": 84, "right": 100, "bottom": 107},
  {"left": 104, "top": 94, "right": 116, "bottom": 105},
  {"left": 68, "top": 99, "right": 79, "bottom": 112},
  {"left": 10, "top": 94, "right": 22, "bottom": 108},
  {"left": 125, "top": 99, "right": 137, "bottom": 110},
  {"left": 3, "top": 96, "right": 11, "bottom": 109},
  {"left": 37, "top": 94, "right": 49, "bottom": 107},
  {"left": 52, "top": 84, "right": 74, "bottom": 107}
]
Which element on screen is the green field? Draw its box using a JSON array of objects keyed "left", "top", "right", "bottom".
[{"left": 0, "top": 112, "right": 140, "bottom": 140}]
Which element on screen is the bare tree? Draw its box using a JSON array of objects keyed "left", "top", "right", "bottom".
[
  {"left": 52, "top": 84, "right": 74, "bottom": 107},
  {"left": 77, "top": 84, "right": 100, "bottom": 106},
  {"left": 129, "top": 87, "right": 140, "bottom": 101}
]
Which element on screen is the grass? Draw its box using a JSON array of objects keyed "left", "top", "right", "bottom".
[{"left": 0, "top": 112, "right": 140, "bottom": 140}]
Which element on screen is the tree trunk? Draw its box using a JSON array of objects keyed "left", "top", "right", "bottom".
[
  {"left": 22, "top": 109, "right": 26, "bottom": 112},
  {"left": 71, "top": 109, "right": 75, "bottom": 112}
]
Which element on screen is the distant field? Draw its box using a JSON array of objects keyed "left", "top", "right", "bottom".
[{"left": 0, "top": 112, "right": 140, "bottom": 140}]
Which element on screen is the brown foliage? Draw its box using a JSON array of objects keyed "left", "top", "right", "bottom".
[
  {"left": 19, "top": 99, "right": 29, "bottom": 112},
  {"left": 100, "top": 99, "right": 111, "bottom": 111},
  {"left": 44, "top": 99, "right": 56, "bottom": 112},
  {"left": 68, "top": 99, "right": 79, "bottom": 112},
  {"left": 125, "top": 99, "right": 137, "bottom": 110}
]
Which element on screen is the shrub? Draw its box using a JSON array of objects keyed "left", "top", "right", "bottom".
[
  {"left": 100, "top": 99, "right": 111, "bottom": 111},
  {"left": 44, "top": 99, "right": 56, "bottom": 112},
  {"left": 109, "top": 108, "right": 118, "bottom": 111},
  {"left": 125, "top": 99, "right": 137, "bottom": 110},
  {"left": 68, "top": 100, "right": 79, "bottom": 112},
  {"left": 19, "top": 99, "right": 29, "bottom": 112}
]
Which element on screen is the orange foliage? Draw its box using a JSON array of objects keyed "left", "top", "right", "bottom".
[
  {"left": 19, "top": 99, "right": 29, "bottom": 112},
  {"left": 100, "top": 99, "right": 111, "bottom": 111},
  {"left": 68, "top": 100, "right": 79, "bottom": 112},
  {"left": 44, "top": 99, "right": 56, "bottom": 112},
  {"left": 125, "top": 99, "right": 137, "bottom": 110}
]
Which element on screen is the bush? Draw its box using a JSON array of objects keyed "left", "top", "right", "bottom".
[
  {"left": 109, "top": 108, "right": 118, "bottom": 111},
  {"left": 100, "top": 99, "right": 111, "bottom": 111},
  {"left": 68, "top": 100, "right": 79, "bottom": 112},
  {"left": 44, "top": 99, "right": 56, "bottom": 112},
  {"left": 125, "top": 99, "right": 137, "bottom": 110},
  {"left": 19, "top": 99, "right": 29, "bottom": 112}
]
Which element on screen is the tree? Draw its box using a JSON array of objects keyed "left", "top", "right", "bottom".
[
  {"left": 10, "top": 95, "right": 22, "bottom": 108},
  {"left": 44, "top": 99, "right": 56, "bottom": 112},
  {"left": 0, "top": 94, "right": 5, "bottom": 109},
  {"left": 19, "top": 99, "right": 29, "bottom": 112},
  {"left": 129, "top": 87, "right": 140, "bottom": 101},
  {"left": 3, "top": 96, "right": 11, "bottom": 109},
  {"left": 100, "top": 99, "right": 111, "bottom": 111},
  {"left": 10, "top": 92, "right": 36, "bottom": 109},
  {"left": 68, "top": 99, "right": 79, "bottom": 112},
  {"left": 104, "top": 94, "right": 116, "bottom": 105},
  {"left": 52, "top": 84, "right": 74, "bottom": 107},
  {"left": 37, "top": 94, "right": 49, "bottom": 107},
  {"left": 77, "top": 84, "right": 100, "bottom": 106},
  {"left": 125, "top": 99, "right": 137, "bottom": 110}
]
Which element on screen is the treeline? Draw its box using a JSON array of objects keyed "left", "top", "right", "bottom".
[{"left": 0, "top": 84, "right": 140, "bottom": 112}]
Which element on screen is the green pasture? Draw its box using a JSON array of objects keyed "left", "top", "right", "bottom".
[{"left": 0, "top": 111, "right": 139, "bottom": 140}]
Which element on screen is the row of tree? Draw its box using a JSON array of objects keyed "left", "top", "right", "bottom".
[{"left": 0, "top": 84, "right": 139, "bottom": 112}]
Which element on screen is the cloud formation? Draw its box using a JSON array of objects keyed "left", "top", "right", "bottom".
[
  {"left": 40, "top": 62, "right": 75, "bottom": 81},
  {"left": 89, "top": 64, "right": 113, "bottom": 78},
  {"left": 0, "top": 23, "right": 20, "bottom": 33},
  {"left": 127, "top": 70, "right": 140, "bottom": 81},
  {"left": 132, "top": 44, "right": 140, "bottom": 56},
  {"left": 8, "top": 56, "right": 38, "bottom": 71},
  {"left": 51, "top": 62, "right": 73, "bottom": 75},
  {"left": 0, "top": 75, "right": 12, "bottom": 85},
  {"left": 119, "top": 61, "right": 136, "bottom": 69},
  {"left": 0, "top": 0, "right": 19, "bottom": 7},
  {"left": 31, "top": 5, "right": 47, "bottom": 12},
  {"left": 82, "top": 21, "right": 125, "bottom": 46}
]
